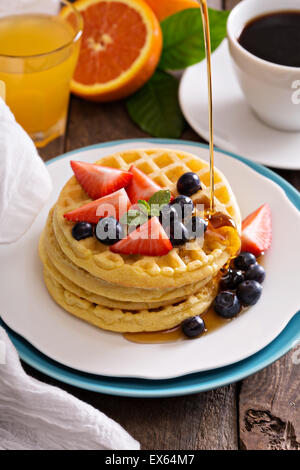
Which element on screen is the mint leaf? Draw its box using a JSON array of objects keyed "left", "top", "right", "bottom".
[
  {"left": 148, "top": 190, "right": 171, "bottom": 216},
  {"left": 120, "top": 209, "right": 148, "bottom": 229},
  {"left": 126, "top": 70, "right": 185, "bottom": 138},
  {"left": 149, "top": 206, "right": 161, "bottom": 217},
  {"left": 121, "top": 191, "right": 172, "bottom": 227},
  {"left": 148, "top": 190, "right": 171, "bottom": 207},
  {"left": 159, "top": 8, "right": 229, "bottom": 70},
  {"left": 128, "top": 213, "right": 148, "bottom": 228},
  {"left": 120, "top": 209, "right": 141, "bottom": 225},
  {"left": 138, "top": 200, "right": 151, "bottom": 215}
]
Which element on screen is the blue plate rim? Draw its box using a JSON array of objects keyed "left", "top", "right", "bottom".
[
  {"left": 2, "top": 314, "right": 300, "bottom": 397},
  {"left": 2, "top": 138, "right": 300, "bottom": 397}
]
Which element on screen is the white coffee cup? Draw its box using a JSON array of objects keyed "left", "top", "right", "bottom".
[{"left": 227, "top": 0, "right": 300, "bottom": 132}]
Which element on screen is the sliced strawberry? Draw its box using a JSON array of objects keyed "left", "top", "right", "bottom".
[
  {"left": 126, "top": 165, "right": 163, "bottom": 204},
  {"left": 64, "top": 188, "right": 130, "bottom": 224},
  {"left": 70, "top": 161, "right": 132, "bottom": 199},
  {"left": 110, "top": 217, "right": 173, "bottom": 256},
  {"left": 241, "top": 203, "right": 272, "bottom": 256}
]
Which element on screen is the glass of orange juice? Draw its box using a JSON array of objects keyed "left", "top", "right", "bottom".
[{"left": 0, "top": 1, "right": 83, "bottom": 147}]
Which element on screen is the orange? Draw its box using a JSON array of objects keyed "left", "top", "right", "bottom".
[
  {"left": 145, "top": 0, "right": 199, "bottom": 21},
  {"left": 67, "top": 0, "right": 162, "bottom": 102}
]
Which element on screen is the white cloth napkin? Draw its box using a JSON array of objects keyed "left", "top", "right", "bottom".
[
  {"left": 0, "top": 99, "right": 140, "bottom": 450},
  {"left": 0, "top": 327, "right": 140, "bottom": 450},
  {"left": 0, "top": 0, "right": 60, "bottom": 18},
  {"left": 0, "top": 99, "right": 52, "bottom": 244}
]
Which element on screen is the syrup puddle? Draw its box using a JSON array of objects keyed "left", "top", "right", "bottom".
[{"left": 123, "top": 307, "right": 231, "bottom": 344}]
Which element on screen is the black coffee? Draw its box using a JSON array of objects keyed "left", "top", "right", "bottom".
[{"left": 238, "top": 11, "right": 300, "bottom": 67}]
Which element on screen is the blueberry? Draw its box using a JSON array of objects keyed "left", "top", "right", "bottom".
[
  {"left": 234, "top": 252, "right": 257, "bottom": 270},
  {"left": 182, "top": 316, "right": 206, "bottom": 338},
  {"left": 220, "top": 269, "right": 244, "bottom": 290},
  {"left": 244, "top": 264, "right": 266, "bottom": 284},
  {"left": 177, "top": 172, "right": 202, "bottom": 197},
  {"left": 159, "top": 204, "right": 178, "bottom": 229},
  {"left": 186, "top": 216, "right": 208, "bottom": 240},
  {"left": 170, "top": 195, "right": 194, "bottom": 220},
  {"left": 95, "top": 217, "right": 124, "bottom": 245},
  {"left": 213, "top": 291, "right": 241, "bottom": 318},
  {"left": 72, "top": 222, "right": 93, "bottom": 241},
  {"left": 166, "top": 221, "right": 190, "bottom": 246},
  {"left": 237, "top": 280, "right": 262, "bottom": 306}
]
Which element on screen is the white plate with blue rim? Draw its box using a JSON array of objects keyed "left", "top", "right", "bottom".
[
  {"left": 0, "top": 139, "right": 300, "bottom": 382},
  {"left": 179, "top": 40, "right": 300, "bottom": 170}
]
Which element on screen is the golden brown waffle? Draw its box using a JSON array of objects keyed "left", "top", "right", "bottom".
[
  {"left": 40, "top": 236, "right": 214, "bottom": 310},
  {"left": 41, "top": 209, "right": 214, "bottom": 303},
  {"left": 53, "top": 149, "right": 241, "bottom": 289},
  {"left": 43, "top": 269, "right": 218, "bottom": 333}
]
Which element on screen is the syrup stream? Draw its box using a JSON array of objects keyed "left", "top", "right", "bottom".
[
  {"left": 124, "top": 3, "right": 229, "bottom": 345},
  {"left": 198, "top": 0, "right": 215, "bottom": 214}
]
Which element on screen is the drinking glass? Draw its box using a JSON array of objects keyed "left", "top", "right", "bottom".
[{"left": 0, "top": 0, "right": 83, "bottom": 147}]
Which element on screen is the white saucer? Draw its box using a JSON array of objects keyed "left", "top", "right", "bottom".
[
  {"left": 179, "top": 40, "right": 300, "bottom": 170},
  {"left": 1, "top": 140, "right": 300, "bottom": 380}
]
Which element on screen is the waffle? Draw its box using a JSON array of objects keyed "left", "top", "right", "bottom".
[
  {"left": 41, "top": 209, "right": 214, "bottom": 303},
  {"left": 40, "top": 232, "right": 214, "bottom": 310},
  {"left": 40, "top": 148, "right": 241, "bottom": 333},
  {"left": 53, "top": 148, "right": 241, "bottom": 289},
  {"left": 43, "top": 268, "right": 218, "bottom": 333}
]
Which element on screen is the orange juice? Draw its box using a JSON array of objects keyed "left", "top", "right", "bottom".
[
  {"left": 0, "top": 81, "right": 5, "bottom": 100},
  {"left": 0, "top": 13, "right": 82, "bottom": 146}
]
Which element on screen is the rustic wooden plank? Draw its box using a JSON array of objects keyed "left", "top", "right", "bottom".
[
  {"left": 21, "top": 361, "right": 238, "bottom": 450},
  {"left": 38, "top": 134, "right": 65, "bottom": 163},
  {"left": 239, "top": 348, "right": 300, "bottom": 450},
  {"left": 66, "top": 96, "right": 201, "bottom": 151},
  {"left": 69, "top": 386, "right": 238, "bottom": 450},
  {"left": 208, "top": 0, "right": 223, "bottom": 9},
  {"left": 224, "top": 0, "right": 240, "bottom": 9}
]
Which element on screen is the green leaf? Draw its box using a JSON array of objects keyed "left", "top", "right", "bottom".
[
  {"left": 149, "top": 206, "right": 160, "bottom": 217},
  {"left": 126, "top": 70, "right": 185, "bottom": 138},
  {"left": 148, "top": 190, "right": 171, "bottom": 216},
  {"left": 159, "top": 8, "right": 229, "bottom": 70},
  {"left": 120, "top": 209, "right": 148, "bottom": 228},
  {"left": 128, "top": 213, "right": 148, "bottom": 228},
  {"left": 120, "top": 191, "right": 172, "bottom": 227},
  {"left": 138, "top": 200, "right": 151, "bottom": 215},
  {"left": 148, "top": 190, "right": 171, "bottom": 207},
  {"left": 120, "top": 209, "right": 141, "bottom": 225}
]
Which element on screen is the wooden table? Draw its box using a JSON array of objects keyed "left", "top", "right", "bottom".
[{"left": 23, "top": 0, "right": 300, "bottom": 450}]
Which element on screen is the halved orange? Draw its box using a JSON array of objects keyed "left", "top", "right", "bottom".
[
  {"left": 145, "top": 0, "right": 199, "bottom": 21},
  {"left": 68, "top": 0, "right": 162, "bottom": 101}
]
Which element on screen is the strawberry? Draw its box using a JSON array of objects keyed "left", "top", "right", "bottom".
[
  {"left": 126, "top": 165, "right": 163, "bottom": 204},
  {"left": 110, "top": 217, "right": 173, "bottom": 256},
  {"left": 64, "top": 188, "right": 130, "bottom": 224},
  {"left": 241, "top": 203, "right": 272, "bottom": 256},
  {"left": 70, "top": 161, "right": 132, "bottom": 199}
]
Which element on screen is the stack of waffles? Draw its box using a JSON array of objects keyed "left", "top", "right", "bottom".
[{"left": 39, "top": 148, "right": 241, "bottom": 333}]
